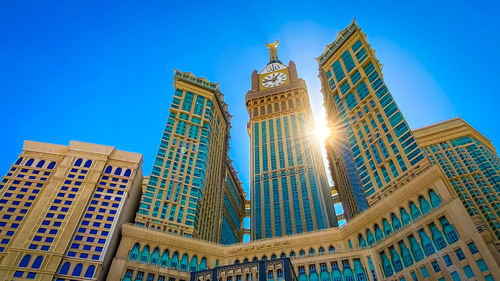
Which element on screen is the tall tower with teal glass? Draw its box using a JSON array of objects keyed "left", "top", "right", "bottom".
[
  {"left": 246, "top": 41, "right": 337, "bottom": 240},
  {"left": 317, "top": 20, "right": 428, "bottom": 207},
  {"left": 135, "top": 70, "right": 244, "bottom": 244}
]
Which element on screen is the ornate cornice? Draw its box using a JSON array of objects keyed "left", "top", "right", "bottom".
[{"left": 316, "top": 19, "right": 360, "bottom": 66}]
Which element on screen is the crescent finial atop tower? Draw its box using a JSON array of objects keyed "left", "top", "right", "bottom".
[{"left": 266, "top": 40, "right": 279, "bottom": 62}]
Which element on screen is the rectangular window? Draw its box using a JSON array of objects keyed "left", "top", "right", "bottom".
[
  {"left": 341, "top": 50, "right": 355, "bottom": 72},
  {"left": 332, "top": 60, "right": 345, "bottom": 82}
]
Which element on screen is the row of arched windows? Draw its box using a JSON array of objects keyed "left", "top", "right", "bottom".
[
  {"left": 379, "top": 216, "right": 460, "bottom": 278},
  {"left": 74, "top": 158, "right": 92, "bottom": 168},
  {"left": 234, "top": 246, "right": 336, "bottom": 264},
  {"left": 356, "top": 189, "right": 442, "bottom": 248},
  {"left": 58, "top": 262, "right": 95, "bottom": 278},
  {"left": 104, "top": 166, "right": 132, "bottom": 177},
  {"left": 15, "top": 157, "right": 56, "bottom": 169},
  {"left": 129, "top": 244, "right": 207, "bottom": 272},
  {"left": 18, "top": 254, "right": 43, "bottom": 269}
]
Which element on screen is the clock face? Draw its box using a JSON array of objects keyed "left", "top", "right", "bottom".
[{"left": 262, "top": 72, "right": 288, "bottom": 88}]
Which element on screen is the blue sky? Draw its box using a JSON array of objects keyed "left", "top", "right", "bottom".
[{"left": 1, "top": 0, "right": 499, "bottom": 198}]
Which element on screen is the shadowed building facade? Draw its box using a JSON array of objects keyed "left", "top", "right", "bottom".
[
  {"left": 0, "top": 140, "right": 143, "bottom": 281},
  {"left": 246, "top": 41, "right": 337, "bottom": 240},
  {"left": 134, "top": 70, "right": 245, "bottom": 244},
  {"left": 317, "top": 20, "right": 428, "bottom": 214},
  {"left": 414, "top": 118, "right": 500, "bottom": 249}
]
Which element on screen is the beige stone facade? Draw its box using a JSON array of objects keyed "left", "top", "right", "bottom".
[
  {"left": 414, "top": 118, "right": 500, "bottom": 250},
  {"left": 0, "top": 140, "right": 143, "bottom": 280},
  {"left": 107, "top": 165, "right": 500, "bottom": 281}
]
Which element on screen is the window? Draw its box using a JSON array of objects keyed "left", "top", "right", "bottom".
[
  {"left": 31, "top": 256, "right": 43, "bottom": 269},
  {"left": 443, "top": 255, "right": 453, "bottom": 266},
  {"left": 59, "top": 262, "right": 70, "bottom": 275},
  {"left": 455, "top": 248, "right": 465, "bottom": 260},
  {"left": 431, "top": 261, "right": 440, "bottom": 272},
  {"left": 72, "top": 263, "right": 83, "bottom": 276},
  {"left": 18, "top": 255, "right": 31, "bottom": 267},
  {"left": 467, "top": 242, "right": 478, "bottom": 254},
  {"left": 420, "top": 266, "right": 429, "bottom": 278},
  {"left": 476, "top": 259, "right": 488, "bottom": 272},
  {"left": 463, "top": 265, "right": 474, "bottom": 278}
]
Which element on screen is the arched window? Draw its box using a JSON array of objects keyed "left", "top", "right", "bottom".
[
  {"left": 380, "top": 252, "right": 393, "bottom": 277},
  {"left": 150, "top": 248, "right": 160, "bottom": 266},
  {"left": 36, "top": 160, "right": 45, "bottom": 168},
  {"left": 140, "top": 245, "right": 150, "bottom": 263},
  {"left": 400, "top": 208, "right": 412, "bottom": 226},
  {"left": 244, "top": 258, "right": 249, "bottom": 263},
  {"left": 253, "top": 256, "right": 258, "bottom": 262},
  {"left": 299, "top": 250, "right": 305, "bottom": 257},
  {"left": 391, "top": 213, "right": 402, "bottom": 230},
  {"left": 398, "top": 241, "right": 414, "bottom": 267},
  {"left": 418, "top": 196, "right": 431, "bottom": 214},
  {"left": 18, "top": 254, "right": 31, "bottom": 267},
  {"left": 160, "top": 250, "right": 169, "bottom": 268},
  {"left": 429, "top": 190, "right": 442, "bottom": 208},
  {"left": 84, "top": 160, "right": 92, "bottom": 168},
  {"left": 15, "top": 157, "right": 23, "bottom": 165},
  {"left": 74, "top": 158, "right": 83, "bottom": 167},
  {"left": 124, "top": 169, "right": 132, "bottom": 177},
  {"left": 280, "top": 253, "right": 286, "bottom": 258},
  {"left": 72, "top": 263, "right": 83, "bottom": 276},
  {"left": 358, "top": 234, "right": 367, "bottom": 248},
  {"left": 170, "top": 252, "right": 179, "bottom": 268},
  {"left": 271, "top": 254, "right": 277, "bottom": 260},
  {"left": 25, "top": 159, "right": 34, "bottom": 166},
  {"left": 383, "top": 219, "right": 393, "bottom": 236},
  {"left": 418, "top": 229, "right": 435, "bottom": 256},
  {"left": 47, "top": 161, "right": 56, "bottom": 169},
  {"left": 59, "top": 262, "right": 70, "bottom": 275},
  {"left": 129, "top": 243, "right": 140, "bottom": 261},
  {"left": 366, "top": 230, "right": 375, "bottom": 245},
  {"left": 389, "top": 247, "right": 403, "bottom": 272},
  {"left": 234, "top": 259, "right": 240, "bottom": 265},
  {"left": 329, "top": 245, "right": 335, "bottom": 254},
  {"left": 289, "top": 251, "right": 296, "bottom": 258},
  {"left": 180, "top": 254, "right": 189, "bottom": 270},
  {"left": 199, "top": 257, "right": 207, "bottom": 270},
  {"left": 262, "top": 255, "right": 267, "bottom": 261},
  {"left": 309, "top": 248, "right": 315, "bottom": 256},
  {"left": 319, "top": 247, "right": 325, "bottom": 254},
  {"left": 374, "top": 224, "right": 384, "bottom": 241},
  {"left": 85, "top": 265, "right": 95, "bottom": 278},
  {"left": 104, "top": 166, "right": 112, "bottom": 174},
  {"left": 409, "top": 202, "right": 422, "bottom": 220},
  {"left": 31, "top": 256, "right": 43, "bottom": 269},
  {"left": 114, "top": 167, "right": 122, "bottom": 176}
]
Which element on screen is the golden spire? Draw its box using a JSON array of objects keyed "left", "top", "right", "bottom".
[{"left": 266, "top": 40, "right": 279, "bottom": 62}]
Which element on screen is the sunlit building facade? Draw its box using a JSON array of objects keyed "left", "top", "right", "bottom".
[
  {"left": 318, "top": 20, "right": 428, "bottom": 209},
  {"left": 134, "top": 70, "right": 245, "bottom": 244},
  {"left": 246, "top": 41, "right": 337, "bottom": 240},
  {"left": 104, "top": 26, "right": 500, "bottom": 281},
  {"left": 107, "top": 166, "right": 500, "bottom": 281},
  {"left": 414, "top": 117, "right": 500, "bottom": 249},
  {"left": 0, "top": 140, "right": 143, "bottom": 281}
]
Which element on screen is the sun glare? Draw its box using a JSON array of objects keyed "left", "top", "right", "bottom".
[{"left": 314, "top": 119, "right": 331, "bottom": 143}]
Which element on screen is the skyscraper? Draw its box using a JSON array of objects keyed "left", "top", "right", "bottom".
[
  {"left": 317, "top": 19, "right": 428, "bottom": 208},
  {"left": 414, "top": 117, "right": 500, "bottom": 247},
  {"left": 134, "top": 70, "right": 244, "bottom": 243},
  {"left": 246, "top": 41, "right": 337, "bottom": 240},
  {"left": 0, "top": 140, "right": 143, "bottom": 280}
]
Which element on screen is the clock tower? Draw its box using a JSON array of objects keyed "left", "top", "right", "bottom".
[{"left": 246, "top": 42, "right": 338, "bottom": 240}]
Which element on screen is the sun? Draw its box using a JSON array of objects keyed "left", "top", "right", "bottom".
[{"left": 314, "top": 120, "right": 331, "bottom": 143}]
